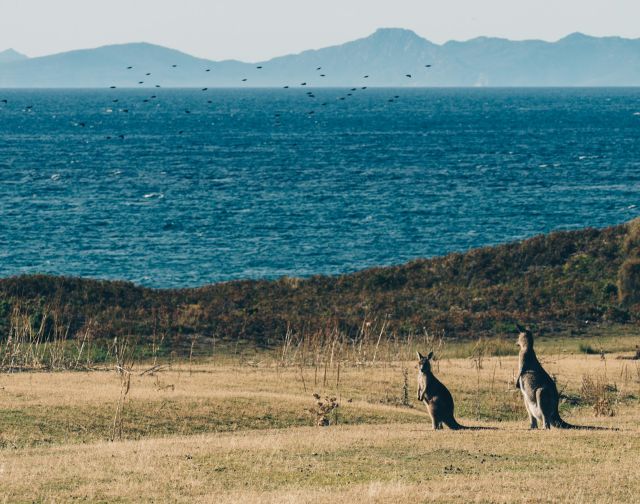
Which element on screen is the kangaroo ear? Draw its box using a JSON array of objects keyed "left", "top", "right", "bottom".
[
  {"left": 427, "top": 351, "right": 434, "bottom": 360},
  {"left": 416, "top": 351, "right": 424, "bottom": 360},
  {"left": 515, "top": 323, "right": 525, "bottom": 333}
]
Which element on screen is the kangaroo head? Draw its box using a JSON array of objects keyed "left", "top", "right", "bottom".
[
  {"left": 516, "top": 325, "right": 534, "bottom": 350},
  {"left": 416, "top": 351, "right": 434, "bottom": 374}
]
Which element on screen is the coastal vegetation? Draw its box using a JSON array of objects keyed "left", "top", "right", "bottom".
[{"left": 1, "top": 219, "right": 639, "bottom": 363}]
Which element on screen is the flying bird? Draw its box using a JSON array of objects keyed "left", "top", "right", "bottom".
[
  {"left": 300, "top": 82, "right": 307, "bottom": 86},
  {"left": 425, "top": 64, "right": 432, "bottom": 68},
  {"left": 256, "top": 66, "right": 263, "bottom": 69},
  {"left": 316, "top": 67, "right": 322, "bottom": 70},
  {"left": 172, "top": 64, "right": 178, "bottom": 68},
  {"left": 126, "top": 66, "right": 133, "bottom": 70},
  {"left": 405, "top": 74, "right": 412, "bottom": 78},
  {"left": 110, "top": 86, "right": 117, "bottom": 89},
  {"left": 146, "top": 73, "right": 151, "bottom": 76},
  {"left": 242, "top": 78, "right": 248, "bottom": 82}
]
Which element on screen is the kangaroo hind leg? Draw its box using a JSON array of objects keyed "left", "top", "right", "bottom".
[{"left": 536, "top": 388, "right": 554, "bottom": 430}]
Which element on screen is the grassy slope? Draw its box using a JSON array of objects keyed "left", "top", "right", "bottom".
[
  {"left": 1, "top": 219, "right": 640, "bottom": 349},
  {"left": 0, "top": 348, "right": 638, "bottom": 502}
]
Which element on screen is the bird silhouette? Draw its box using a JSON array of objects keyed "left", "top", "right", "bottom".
[
  {"left": 242, "top": 78, "right": 248, "bottom": 82},
  {"left": 256, "top": 66, "right": 263, "bottom": 69},
  {"left": 405, "top": 74, "right": 412, "bottom": 78},
  {"left": 126, "top": 66, "right": 133, "bottom": 70},
  {"left": 425, "top": 64, "right": 432, "bottom": 68}
]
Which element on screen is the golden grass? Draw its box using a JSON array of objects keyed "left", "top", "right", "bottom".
[{"left": 1, "top": 342, "right": 639, "bottom": 502}]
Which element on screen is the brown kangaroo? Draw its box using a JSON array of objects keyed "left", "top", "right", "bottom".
[
  {"left": 516, "top": 327, "right": 612, "bottom": 430},
  {"left": 416, "top": 351, "right": 468, "bottom": 430}
]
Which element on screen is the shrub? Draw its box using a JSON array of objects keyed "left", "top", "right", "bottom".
[
  {"left": 618, "top": 258, "right": 640, "bottom": 305},
  {"left": 580, "top": 374, "right": 618, "bottom": 417},
  {"left": 623, "top": 218, "right": 640, "bottom": 255}
]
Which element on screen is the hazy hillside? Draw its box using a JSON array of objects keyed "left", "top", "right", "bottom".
[
  {"left": 1, "top": 29, "right": 640, "bottom": 87},
  {"left": 0, "top": 48, "right": 27, "bottom": 64},
  {"left": 2, "top": 219, "right": 640, "bottom": 350}
]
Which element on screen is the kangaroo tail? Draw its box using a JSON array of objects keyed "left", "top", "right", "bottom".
[
  {"left": 552, "top": 417, "right": 618, "bottom": 431},
  {"left": 444, "top": 417, "right": 497, "bottom": 431}
]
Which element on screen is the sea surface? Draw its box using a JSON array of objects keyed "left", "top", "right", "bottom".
[{"left": 1, "top": 88, "right": 639, "bottom": 288}]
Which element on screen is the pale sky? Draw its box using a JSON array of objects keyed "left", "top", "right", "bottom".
[{"left": 1, "top": 0, "right": 638, "bottom": 62}]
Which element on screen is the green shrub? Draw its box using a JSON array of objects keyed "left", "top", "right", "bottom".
[
  {"left": 618, "top": 258, "right": 640, "bottom": 305},
  {"left": 623, "top": 218, "right": 640, "bottom": 255}
]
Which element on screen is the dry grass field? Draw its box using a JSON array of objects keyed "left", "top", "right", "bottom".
[{"left": 1, "top": 335, "right": 639, "bottom": 503}]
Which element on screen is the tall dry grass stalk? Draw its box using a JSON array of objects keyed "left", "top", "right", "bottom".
[
  {"left": 111, "top": 336, "right": 135, "bottom": 441},
  {"left": 277, "top": 319, "right": 446, "bottom": 370},
  {"left": 0, "top": 304, "right": 97, "bottom": 372}
]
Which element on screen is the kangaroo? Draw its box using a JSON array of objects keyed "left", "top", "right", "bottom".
[
  {"left": 416, "top": 351, "right": 468, "bottom": 430},
  {"left": 516, "top": 327, "right": 611, "bottom": 430}
]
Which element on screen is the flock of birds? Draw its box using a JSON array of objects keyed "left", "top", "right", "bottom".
[{"left": 0, "top": 61, "right": 434, "bottom": 138}]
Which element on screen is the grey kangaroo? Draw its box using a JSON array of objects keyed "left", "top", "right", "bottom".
[
  {"left": 516, "top": 327, "right": 610, "bottom": 430},
  {"left": 417, "top": 351, "right": 468, "bottom": 430}
]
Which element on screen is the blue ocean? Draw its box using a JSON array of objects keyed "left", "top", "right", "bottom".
[{"left": 1, "top": 88, "right": 639, "bottom": 287}]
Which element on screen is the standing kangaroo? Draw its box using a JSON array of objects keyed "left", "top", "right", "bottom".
[
  {"left": 516, "top": 327, "right": 609, "bottom": 430},
  {"left": 417, "top": 351, "right": 467, "bottom": 430}
]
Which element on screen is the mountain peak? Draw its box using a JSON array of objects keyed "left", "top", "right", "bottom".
[
  {"left": 559, "top": 32, "right": 595, "bottom": 42},
  {"left": 0, "top": 48, "right": 28, "bottom": 63},
  {"left": 369, "top": 27, "right": 425, "bottom": 41}
]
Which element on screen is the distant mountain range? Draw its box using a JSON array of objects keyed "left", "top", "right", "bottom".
[{"left": 1, "top": 28, "right": 640, "bottom": 88}]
